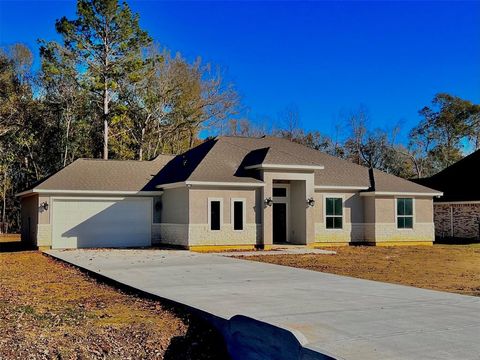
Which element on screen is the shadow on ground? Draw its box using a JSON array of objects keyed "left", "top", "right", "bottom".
[{"left": 0, "top": 241, "right": 35, "bottom": 253}]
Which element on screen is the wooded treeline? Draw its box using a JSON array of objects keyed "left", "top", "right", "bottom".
[
  {"left": 225, "top": 94, "right": 479, "bottom": 180},
  {"left": 1, "top": 0, "right": 479, "bottom": 233}
]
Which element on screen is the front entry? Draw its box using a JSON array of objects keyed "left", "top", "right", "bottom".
[{"left": 273, "top": 203, "right": 287, "bottom": 243}]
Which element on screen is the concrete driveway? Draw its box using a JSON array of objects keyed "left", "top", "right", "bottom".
[{"left": 47, "top": 249, "right": 480, "bottom": 360}]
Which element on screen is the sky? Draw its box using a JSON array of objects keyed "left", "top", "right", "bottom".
[{"left": 1, "top": 0, "right": 479, "bottom": 142}]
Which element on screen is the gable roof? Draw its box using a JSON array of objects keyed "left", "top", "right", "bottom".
[
  {"left": 415, "top": 149, "right": 480, "bottom": 202},
  {"left": 19, "top": 136, "right": 441, "bottom": 196}
]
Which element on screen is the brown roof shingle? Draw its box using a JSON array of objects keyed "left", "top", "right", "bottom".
[{"left": 25, "top": 136, "right": 440, "bottom": 195}]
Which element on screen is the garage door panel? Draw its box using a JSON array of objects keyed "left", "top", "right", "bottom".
[{"left": 52, "top": 198, "right": 151, "bottom": 249}]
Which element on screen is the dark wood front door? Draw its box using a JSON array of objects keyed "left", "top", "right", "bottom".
[{"left": 273, "top": 203, "right": 287, "bottom": 243}]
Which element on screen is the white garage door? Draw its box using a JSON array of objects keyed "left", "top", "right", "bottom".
[{"left": 52, "top": 198, "right": 151, "bottom": 249}]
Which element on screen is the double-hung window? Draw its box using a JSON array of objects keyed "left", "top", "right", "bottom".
[
  {"left": 326, "top": 197, "right": 343, "bottom": 229},
  {"left": 397, "top": 198, "right": 413, "bottom": 229}
]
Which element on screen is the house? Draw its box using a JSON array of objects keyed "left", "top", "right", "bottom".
[
  {"left": 18, "top": 136, "right": 442, "bottom": 250},
  {"left": 416, "top": 150, "right": 480, "bottom": 242}
]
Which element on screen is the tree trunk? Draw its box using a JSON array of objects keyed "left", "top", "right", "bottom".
[
  {"left": 139, "top": 127, "right": 145, "bottom": 160},
  {"left": 103, "top": 84, "right": 109, "bottom": 160},
  {"left": 63, "top": 113, "right": 71, "bottom": 167}
]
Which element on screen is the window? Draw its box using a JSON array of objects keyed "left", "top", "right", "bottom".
[
  {"left": 232, "top": 199, "right": 245, "bottom": 231},
  {"left": 397, "top": 198, "right": 413, "bottom": 229},
  {"left": 326, "top": 197, "right": 343, "bottom": 229},
  {"left": 209, "top": 200, "right": 221, "bottom": 230},
  {"left": 273, "top": 187, "right": 287, "bottom": 197}
]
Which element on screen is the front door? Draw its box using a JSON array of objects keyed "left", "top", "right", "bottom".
[{"left": 273, "top": 203, "right": 287, "bottom": 243}]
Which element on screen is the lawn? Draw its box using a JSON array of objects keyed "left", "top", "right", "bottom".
[
  {"left": 237, "top": 245, "right": 480, "bottom": 296},
  {"left": 0, "top": 251, "right": 229, "bottom": 359}
]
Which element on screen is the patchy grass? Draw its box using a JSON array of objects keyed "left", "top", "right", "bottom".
[
  {"left": 236, "top": 245, "right": 480, "bottom": 296},
  {"left": 0, "top": 251, "right": 229, "bottom": 359}
]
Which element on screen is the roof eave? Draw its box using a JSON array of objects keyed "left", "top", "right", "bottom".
[
  {"left": 315, "top": 185, "right": 370, "bottom": 191},
  {"left": 360, "top": 191, "right": 443, "bottom": 197},
  {"left": 16, "top": 189, "right": 164, "bottom": 197}
]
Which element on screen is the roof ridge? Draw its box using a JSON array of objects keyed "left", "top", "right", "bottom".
[{"left": 77, "top": 158, "right": 157, "bottom": 163}]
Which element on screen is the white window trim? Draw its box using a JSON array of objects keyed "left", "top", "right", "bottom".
[
  {"left": 395, "top": 196, "right": 415, "bottom": 230},
  {"left": 231, "top": 198, "right": 246, "bottom": 231},
  {"left": 324, "top": 194, "right": 345, "bottom": 231},
  {"left": 208, "top": 197, "right": 223, "bottom": 231}
]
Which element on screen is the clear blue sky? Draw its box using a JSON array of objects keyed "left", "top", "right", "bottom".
[{"left": 1, "top": 1, "right": 479, "bottom": 142}]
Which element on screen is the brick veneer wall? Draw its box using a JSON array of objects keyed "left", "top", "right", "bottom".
[{"left": 434, "top": 203, "right": 480, "bottom": 240}]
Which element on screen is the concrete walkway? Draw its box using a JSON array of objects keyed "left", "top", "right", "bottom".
[{"left": 47, "top": 249, "right": 480, "bottom": 360}]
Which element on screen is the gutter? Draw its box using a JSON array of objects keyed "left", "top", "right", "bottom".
[{"left": 16, "top": 189, "right": 164, "bottom": 197}]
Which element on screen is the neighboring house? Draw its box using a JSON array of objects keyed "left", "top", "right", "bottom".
[
  {"left": 18, "top": 136, "right": 441, "bottom": 250},
  {"left": 416, "top": 150, "right": 480, "bottom": 242}
]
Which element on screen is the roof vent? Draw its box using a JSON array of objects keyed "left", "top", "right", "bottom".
[{"left": 182, "top": 156, "right": 188, "bottom": 167}]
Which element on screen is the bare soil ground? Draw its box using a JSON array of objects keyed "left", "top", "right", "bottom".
[
  {"left": 0, "top": 251, "right": 229, "bottom": 359},
  {"left": 236, "top": 245, "right": 480, "bottom": 296},
  {"left": 0, "top": 234, "right": 20, "bottom": 242}
]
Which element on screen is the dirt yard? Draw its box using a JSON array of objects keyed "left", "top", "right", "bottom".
[
  {"left": 0, "top": 234, "right": 20, "bottom": 242},
  {"left": 0, "top": 251, "right": 229, "bottom": 359},
  {"left": 238, "top": 245, "right": 480, "bottom": 296}
]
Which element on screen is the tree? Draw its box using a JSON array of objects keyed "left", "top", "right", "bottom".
[
  {"left": 46, "top": 0, "right": 152, "bottom": 159},
  {"left": 119, "top": 49, "right": 239, "bottom": 158},
  {"left": 0, "top": 45, "right": 39, "bottom": 232},
  {"left": 410, "top": 93, "right": 480, "bottom": 172}
]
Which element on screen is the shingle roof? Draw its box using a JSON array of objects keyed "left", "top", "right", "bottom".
[
  {"left": 33, "top": 155, "right": 173, "bottom": 192},
  {"left": 415, "top": 149, "right": 480, "bottom": 202},
  {"left": 24, "top": 136, "right": 440, "bottom": 195}
]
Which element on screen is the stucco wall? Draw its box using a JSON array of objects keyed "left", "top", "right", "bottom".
[
  {"left": 434, "top": 203, "right": 480, "bottom": 240},
  {"left": 153, "top": 188, "right": 190, "bottom": 246},
  {"left": 289, "top": 180, "right": 307, "bottom": 244},
  {"left": 36, "top": 195, "right": 52, "bottom": 247},
  {"left": 20, "top": 195, "right": 38, "bottom": 245},
  {"left": 314, "top": 191, "right": 365, "bottom": 244},
  {"left": 262, "top": 170, "right": 315, "bottom": 245},
  {"left": 188, "top": 187, "right": 261, "bottom": 246},
  {"left": 312, "top": 193, "right": 435, "bottom": 244},
  {"left": 372, "top": 196, "right": 435, "bottom": 244},
  {"left": 160, "top": 188, "right": 189, "bottom": 224}
]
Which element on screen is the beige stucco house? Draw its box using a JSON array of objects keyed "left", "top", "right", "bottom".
[{"left": 18, "top": 136, "right": 442, "bottom": 250}]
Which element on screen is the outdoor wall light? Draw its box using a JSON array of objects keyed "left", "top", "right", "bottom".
[
  {"left": 264, "top": 197, "right": 273, "bottom": 207},
  {"left": 40, "top": 201, "right": 49, "bottom": 211},
  {"left": 307, "top": 197, "right": 315, "bottom": 207}
]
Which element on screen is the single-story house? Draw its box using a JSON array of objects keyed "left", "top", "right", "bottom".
[
  {"left": 18, "top": 136, "right": 442, "bottom": 250},
  {"left": 416, "top": 149, "right": 480, "bottom": 242}
]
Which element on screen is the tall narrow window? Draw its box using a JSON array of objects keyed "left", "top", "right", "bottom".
[
  {"left": 210, "top": 200, "right": 221, "bottom": 230},
  {"left": 397, "top": 198, "right": 413, "bottom": 229},
  {"left": 326, "top": 197, "right": 343, "bottom": 229},
  {"left": 233, "top": 200, "right": 244, "bottom": 230}
]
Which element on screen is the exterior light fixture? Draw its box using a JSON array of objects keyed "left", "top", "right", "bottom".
[
  {"left": 307, "top": 197, "right": 315, "bottom": 207},
  {"left": 40, "top": 201, "right": 49, "bottom": 211},
  {"left": 264, "top": 197, "right": 273, "bottom": 207}
]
